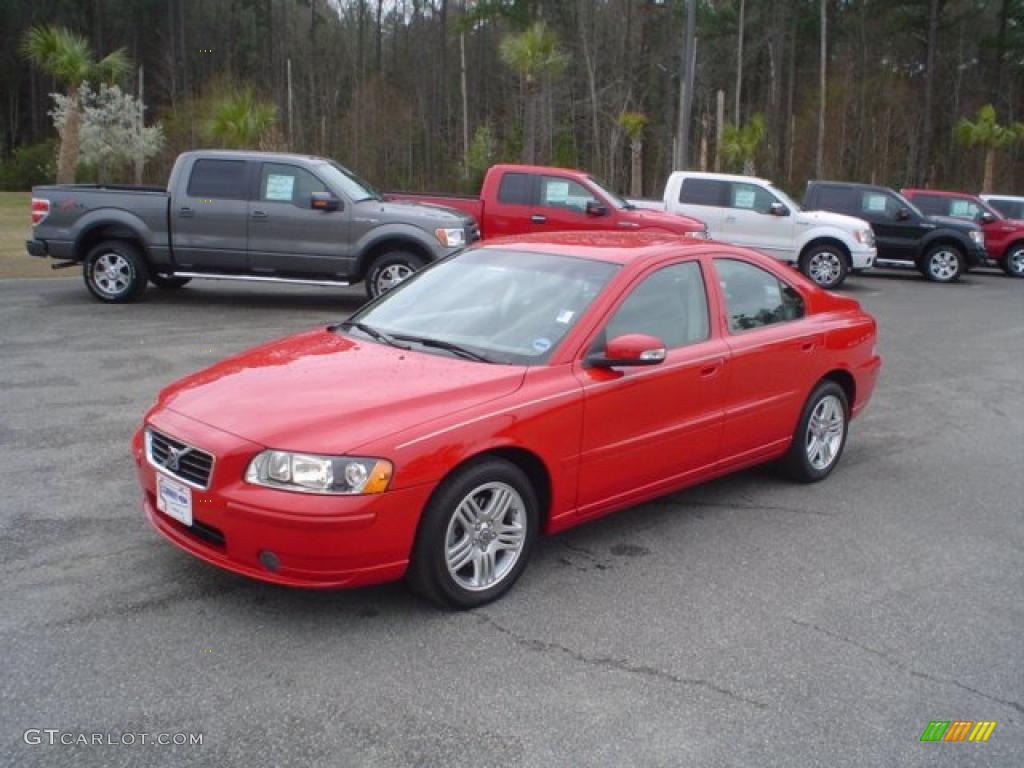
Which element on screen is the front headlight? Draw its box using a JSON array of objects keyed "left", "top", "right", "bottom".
[
  {"left": 854, "top": 228, "right": 875, "bottom": 246},
  {"left": 969, "top": 230, "right": 985, "bottom": 245},
  {"left": 684, "top": 226, "right": 710, "bottom": 240},
  {"left": 435, "top": 227, "right": 466, "bottom": 247},
  {"left": 245, "top": 451, "right": 393, "bottom": 495}
]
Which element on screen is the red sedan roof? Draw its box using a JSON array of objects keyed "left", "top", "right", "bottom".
[{"left": 477, "top": 231, "right": 705, "bottom": 264}]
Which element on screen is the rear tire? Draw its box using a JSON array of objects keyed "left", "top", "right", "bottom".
[
  {"left": 407, "top": 458, "right": 538, "bottom": 610},
  {"left": 783, "top": 380, "right": 849, "bottom": 483},
  {"left": 366, "top": 251, "right": 426, "bottom": 299},
  {"left": 799, "top": 244, "right": 848, "bottom": 289},
  {"left": 149, "top": 274, "right": 191, "bottom": 290},
  {"left": 83, "top": 240, "right": 148, "bottom": 303},
  {"left": 920, "top": 244, "right": 964, "bottom": 283},
  {"left": 1002, "top": 245, "right": 1024, "bottom": 277}
]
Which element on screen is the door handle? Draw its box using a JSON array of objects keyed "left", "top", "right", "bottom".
[
  {"left": 699, "top": 363, "right": 721, "bottom": 378},
  {"left": 251, "top": 210, "right": 268, "bottom": 220},
  {"left": 800, "top": 340, "right": 817, "bottom": 352},
  {"left": 178, "top": 206, "right": 194, "bottom": 218},
  {"left": 531, "top": 214, "right": 547, "bottom": 224}
]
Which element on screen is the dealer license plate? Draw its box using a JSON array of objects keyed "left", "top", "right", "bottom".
[{"left": 156, "top": 473, "right": 193, "bottom": 527}]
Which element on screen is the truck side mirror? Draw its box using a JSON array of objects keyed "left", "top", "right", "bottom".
[
  {"left": 768, "top": 202, "right": 789, "bottom": 217},
  {"left": 980, "top": 211, "right": 996, "bottom": 224},
  {"left": 896, "top": 207, "right": 911, "bottom": 221},
  {"left": 585, "top": 200, "right": 608, "bottom": 217},
  {"left": 312, "top": 192, "right": 341, "bottom": 212}
]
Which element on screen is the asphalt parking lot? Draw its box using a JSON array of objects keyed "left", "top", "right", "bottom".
[{"left": 1, "top": 269, "right": 1022, "bottom": 767}]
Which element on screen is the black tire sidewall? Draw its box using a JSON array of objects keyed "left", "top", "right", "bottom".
[
  {"left": 786, "top": 381, "right": 849, "bottom": 483},
  {"left": 408, "top": 459, "right": 539, "bottom": 610},
  {"left": 922, "top": 245, "right": 964, "bottom": 283},
  {"left": 366, "top": 251, "right": 426, "bottom": 298},
  {"left": 83, "top": 241, "right": 148, "bottom": 302},
  {"left": 801, "top": 245, "right": 848, "bottom": 289}
]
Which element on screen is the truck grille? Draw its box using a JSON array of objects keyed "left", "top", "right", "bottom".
[{"left": 146, "top": 429, "right": 214, "bottom": 489}]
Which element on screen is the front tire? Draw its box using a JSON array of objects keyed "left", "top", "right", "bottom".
[
  {"left": 783, "top": 381, "right": 849, "bottom": 483},
  {"left": 1002, "top": 245, "right": 1024, "bottom": 277},
  {"left": 149, "top": 274, "right": 192, "bottom": 290},
  {"left": 83, "top": 240, "right": 148, "bottom": 303},
  {"left": 920, "top": 244, "right": 964, "bottom": 283},
  {"left": 407, "top": 458, "right": 538, "bottom": 610},
  {"left": 366, "top": 251, "right": 426, "bottom": 299},
  {"left": 800, "top": 244, "right": 848, "bottom": 289}
]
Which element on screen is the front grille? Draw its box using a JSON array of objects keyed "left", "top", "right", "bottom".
[{"left": 146, "top": 429, "right": 214, "bottom": 489}]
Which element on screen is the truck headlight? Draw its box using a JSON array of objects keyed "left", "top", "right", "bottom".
[
  {"left": 684, "top": 226, "right": 710, "bottom": 240},
  {"left": 435, "top": 228, "right": 466, "bottom": 247},
  {"left": 245, "top": 451, "right": 393, "bottom": 495},
  {"left": 969, "top": 230, "right": 985, "bottom": 246},
  {"left": 854, "top": 228, "right": 875, "bottom": 246}
]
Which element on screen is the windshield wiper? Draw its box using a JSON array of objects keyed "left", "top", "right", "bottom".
[
  {"left": 390, "top": 333, "right": 493, "bottom": 363},
  {"left": 335, "top": 320, "right": 410, "bottom": 350}
]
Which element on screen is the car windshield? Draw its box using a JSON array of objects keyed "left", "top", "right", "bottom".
[
  {"left": 587, "top": 175, "right": 632, "bottom": 209},
  {"left": 319, "top": 161, "right": 381, "bottom": 202},
  {"left": 345, "top": 248, "right": 620, "bottom": 365}
]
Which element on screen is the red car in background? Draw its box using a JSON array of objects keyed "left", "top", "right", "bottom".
[
  {"left": 902, "top": 188, "right": 1024, "bottom": 277},
  {"left": 134, "top": 232, "right": 881, "bottom": 609},
  {"left": 388, "top": 164, "right": 707, "bottom": 240}
]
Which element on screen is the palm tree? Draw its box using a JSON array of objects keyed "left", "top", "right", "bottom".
[
  {"left": 955, "top": 104, "right": 1022, "bottom": 193},
  {"left": 721, "top": 113, "right": 765, "bottom": 176},
  {"left": 202, "top": 87, "right": 277, "bottom": 149},
  {"left": 499, "top": 21, "right": 567, "bottom": 164},
  {"left": 22, "top": 25, "right": 130, "bottom": 183},
  {"left": 618, "top": 111, "right": 648, "bottom": 197}
]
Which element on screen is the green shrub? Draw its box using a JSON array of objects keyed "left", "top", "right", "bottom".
[{"left": 0, "top": 141, "right": 57, "bottom": 190}]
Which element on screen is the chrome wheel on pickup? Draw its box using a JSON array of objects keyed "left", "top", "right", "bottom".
[
  {"left": 922, "top": 245, "right": 964, "bottom": 283},
  {"left": 367, "top": 251, "right": 427, "bottom": 299},
  {"left": 800, "top": 244, "right": 848, "bottom": 289},
  {"left": 1003, "top": 245, "right": 1024, "bottom": 278},
  {"left": 84, "top": 240, "right": 149, "bottom": 303}
]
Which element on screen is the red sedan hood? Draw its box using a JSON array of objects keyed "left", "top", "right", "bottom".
[{"left": 160, "top": 328, "right": 527, "bottom": 454}]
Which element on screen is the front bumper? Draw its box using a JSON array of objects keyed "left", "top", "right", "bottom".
[
  {"left": 849, "top": 245, "right": 876, "bottom": 271},
  {"left": 133, "top": 409, "right": 435, "bottom": 588}
]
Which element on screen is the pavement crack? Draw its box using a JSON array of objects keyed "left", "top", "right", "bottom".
[
  {"left": 472, "top": 612, "right": 767, "bottom": 710},
  {"left": 786, "top": 617, "right": 1023, "bottom": 718}
]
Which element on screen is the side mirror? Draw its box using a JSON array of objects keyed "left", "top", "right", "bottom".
[
  {"left": 585, "top": 200, "right": 609, "bottom": 217},
  {"left": 311, "top": 192, "right": 340, "bottom": 212},
  {"left": 896, "top": 207, "right": 911, "bottom": 221},
  {"left": 586, "top": 334, "right": 667, "bottom": 368},
  {"left": 768, "top": 202, "right": 790, "bottom": 217},
  {"left": 980, "top": 211, "right": 996, "bottom": 224}
]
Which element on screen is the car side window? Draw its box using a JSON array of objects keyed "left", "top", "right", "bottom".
[
  {"left": 860, "top": 191, "right": 904, "bottom": 220},
  {"left": 715, "top": 258, "right": 805, "bottom": 333},
  {"left": 259, "top": 163, "right": 328, "bottom": 209},
  {"left": 811, "top": 186, "right": 855, "bottom": 213},
  {"left": 497, "top": 172, "right": 533, "bottom": 205},
  {"left": 911, "top": 194, "right": 945, "bottom": 217},
  {"left": 539, "top": 176, "right": 596, "bottom": 213},
  {"left": 679, "top": 178, "right": 726, "bottom": 206},
  {"left": 947, "top": 198, "right": 983, "bottom": 221},
  {"left": 600, "top": 262, "right": 710, "bottom": 350},
  {"left": 728, "top": 182, "right": 777, "bottom": 214},
  {"left": 187, "top": 159, "right": 249, "bottom": 200},
  {"left": 988, "top": 199, "right": 1023, "bottom": 219}
]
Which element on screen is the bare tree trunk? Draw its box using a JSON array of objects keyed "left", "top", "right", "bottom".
[
  {"left": 56, "top": 91, "right": 80, "bottom": 184},
  {"left": 523, "top": 82, "right": 538, "bottom": 164},
  {"left": 816, "top": 0, "right": 827, "bottom": 179},
  {"left": 919, "top": 0, "right": 940, "bottom": 185},
  {"left": 982, "top": 147, "right": 995, "bottom": 193},
  {"left": 135, "top": 66, "right": 145, "bottom": 185},
  {"left": 630, "top": 138, "right": 643, "bottom": 197},
  {"left": 460, "top": 28, "right": 469, "bottom": 179},
  {"left": 734, "top": 0, "right": 745, "bottom": 125},
  {"left": 715, "top": 89, "right": 724, "bottom": 172}
]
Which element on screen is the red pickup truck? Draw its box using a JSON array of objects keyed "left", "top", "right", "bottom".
[
  {"left": 389, "top": 164, "right": 706, "bottom": 240},
  {"left": 902, "top": 188, "right": 1024, "bottom": 277}
]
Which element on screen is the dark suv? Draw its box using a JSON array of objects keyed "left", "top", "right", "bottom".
[{"left": 803, "top": 181, "right": 987, "bottom": 283}]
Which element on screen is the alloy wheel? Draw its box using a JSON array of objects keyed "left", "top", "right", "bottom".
[
  {"left": 444, "top": 481, "right": 527, "bottom": 591},
  {"left": 808, "top": 251, "right": 842, "bottom": 286},
  {"left": 375, "top": 264, "right": 413, "bottom": 294},
  {"left": 805, "top": 394, "right": 845, "bottom": 471},
  {"left": 1007, "top": 248, "right": 1024, "bottom": 276},
  {"left": 928, "top": 250, "right": 960, "bottom": 281},
  {"left": 92, "top": 252, "right": 133, "bottom": 297}
]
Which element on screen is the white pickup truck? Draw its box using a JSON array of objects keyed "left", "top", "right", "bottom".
[{"left": 632, "top": 171, "right": 876, "bottom": 288}]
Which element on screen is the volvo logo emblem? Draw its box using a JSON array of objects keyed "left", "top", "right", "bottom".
[{"left": 163, "top": 445, "right": 192, "bottom": 472}]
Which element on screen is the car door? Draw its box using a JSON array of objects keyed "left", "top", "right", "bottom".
[
  {"left": 172, "top": 157, "right": 252, "bottom": 271},
  {"left": 858, "top": 189, "right": 922, "bottom": 261},
  {"left": 532, "top": 175, "right": 615, "bottom": 234},
  {"left": 485, "top": 171, "right": 538, "bottom": 237},
  {"left": 717, "top": 181, "right": 795, "bottom": 261},
  {"left": 712, "top": 256, "right": 822, "bottom": 463},
  {"left": 574, "top": 259, "right": 728, "bottom": 516},
  {"left": 247, "top": 162, "right": 353, "bottom": 276}
]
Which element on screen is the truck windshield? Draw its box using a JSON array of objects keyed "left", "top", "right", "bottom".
[
  {"left": 587, "top": 176, "right": 633, "bottom": 209},
  {"left": 320, "top": 161, "right": 381, "bottom": 202},
  {"left": 345, "top": 248, "right": 619, "bottom": 365}
]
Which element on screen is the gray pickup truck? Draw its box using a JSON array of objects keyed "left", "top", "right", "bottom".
[{"left": 26, "top": 150, "right": 478, "bottom": 302}]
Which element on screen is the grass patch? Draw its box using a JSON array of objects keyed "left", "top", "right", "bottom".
[{"left": 0, "top": 192, "right": 61, "bottom": 279}]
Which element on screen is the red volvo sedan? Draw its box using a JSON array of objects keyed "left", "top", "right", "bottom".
[{"left": 133, "top": 232, "right": 881, "bottom": 608}]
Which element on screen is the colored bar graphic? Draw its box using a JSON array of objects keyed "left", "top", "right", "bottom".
[
  {"left": 968, "top": 722, "right": 997, "bottom": 742},
  {"left": 943, "top": 721, "right": 973, "bottom": 741},
  {"left": 921, "top": 722, "right": 949, "bottom": 742}
]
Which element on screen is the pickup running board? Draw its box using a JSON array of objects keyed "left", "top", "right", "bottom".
[{"left": 171, "top": 272, "right": 351, "bottom": 288}]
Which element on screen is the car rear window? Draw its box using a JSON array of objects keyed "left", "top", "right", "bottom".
[
  {"left": 187, "top": 159, "right": 249, "bottom": 200},
  {"left": 497, "top": 173, "right": 533, "bottom": 205},
  {"left": 911, "top": 194, "right": 946, "bottom": 216},
  {"left": 679, "top": 178, "right": 726, "bottom": 206},
  {"left": 810, "top": 185, "right": 855, "bottom": 212}
]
